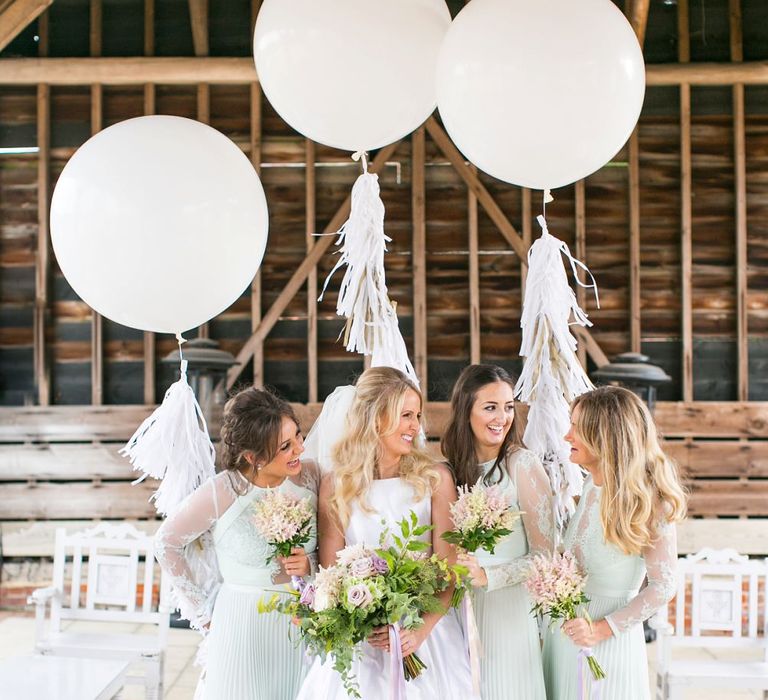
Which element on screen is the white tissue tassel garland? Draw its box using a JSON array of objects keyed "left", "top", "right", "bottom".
[
  {"left": 515, "top": 215, "right": 598, "bottom": 533},
  {"left": 319, "top": 153, "right": 418, "bottom": 385},
  {"left": 121, "top": 356, "right": 220, "bottom": 629}
]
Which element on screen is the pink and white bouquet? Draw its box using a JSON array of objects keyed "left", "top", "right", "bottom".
[
  {"left": 259, "top": 512, "right": 457, "bottom": 698},
  {"left": 252, "top": 489, "right": 314, "bottom": 586},
  {"left": 442, "top": 483, "right": 521, "bottom": 605},
  {"left": 525, "top": 550, "right": 606, "bottom": 681}
]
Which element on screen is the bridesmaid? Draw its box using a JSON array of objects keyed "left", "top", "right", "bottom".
[
  {"left": 155, "top": 387, "right": 318, "bottom": 700},
  {"left": 544, "top": 385, "right": 686, "bottom": 699},
  {"left": 441, "top": 364, "right": 552, "bottom": 700}
]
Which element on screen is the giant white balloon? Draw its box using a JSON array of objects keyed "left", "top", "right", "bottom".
[
  {"left": 50, "top": 116, "right": 268, "bottom": 334},
  {"left": 436, "top": 0, "right": 645, "bottom": 191},
  {"left": 254, "top": 0, "right": 451, "bottom": 152}
]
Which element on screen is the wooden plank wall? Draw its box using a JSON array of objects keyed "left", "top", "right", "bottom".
[{"left": 0, "top": 0, "right": 767, "bottom": 601}]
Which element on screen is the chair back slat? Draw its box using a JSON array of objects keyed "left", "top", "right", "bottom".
[
  {"left": 48, "top": 523, "right": 168, "bottom": 636},
  {"left": 70, "top": 544, "right": 83, "bottom": 610},
  {"left": 674, "top": 548, "right": 767, "bottom": 646},
  {"left": 142, "top": 547, "right": 155, "bottom": 614}
]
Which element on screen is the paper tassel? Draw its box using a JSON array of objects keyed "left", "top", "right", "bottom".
[
  {"left": 319, "top": 154, "right": 418, "bottom": 385},
  {"left": 121, "top": 359, "right": 216, "bottom": 517},
  {"left": 516, "top": 215, "right": 598, "bottom": 532}
]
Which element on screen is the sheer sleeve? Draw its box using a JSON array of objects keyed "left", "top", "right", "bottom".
[
  {"left": 293, "top": 458, "right": 321, "bottom": 575},
  {"left": 484, "top": 449, "right": 556, "bottom": 592},
  {"left": 604, "top": 520, "right": 678, "bottom": 635},
  {"left": 154, "top": 472, "right": 238, "bottom": 629}
]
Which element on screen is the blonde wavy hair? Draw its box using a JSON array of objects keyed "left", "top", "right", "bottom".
[
  {"left": 572, "top": 386, "right": 687, "bottom": 556},
  {"left": 329, "top": 367, "right": 440, "bottom": 528}
]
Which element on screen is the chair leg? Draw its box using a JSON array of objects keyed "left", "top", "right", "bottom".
[{"left": 143, "top": 657, "right": 161, "bottom": 700}]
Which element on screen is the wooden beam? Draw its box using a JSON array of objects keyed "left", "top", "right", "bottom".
[
  {"left": 188, "top": 0, "right": 208, "bottom": 57},
  {"left": 306, "top": 138, "right": 318, "bottom": 403},
  {"left": 142, "top": 0, "right": 155, "bottom": 404},
  {"left": 679, "top": 0, "right": 693, "bottom": 402},
  {"left": 0, "top": 0, "right": 53, "bottom": 53},
  {"left": 90, "top": 0, "right": 103, "bottom": 406},
  {"left": 730, "top": 0, "right": 748, "bottom": 401},
  {"left": 575, "top": 179, "right": 587, "bottom": 368},
  {"left": 3, "top": 58, "right": 768, "bottom": 87},
  {"left": 627, "top": 0, "right": 650, "bottom": 49},
  {"left": 411, "top": 127, "right": 428, "bottom": 392},
  {"left": 2, "top": 401, "right": 767, "bottom": 443},
  {"left": 646, "top": 61, "right": 768, "bottom": 86},
  {"left": 521, "top": 188, "right": 531, "bottom": 296},
  {"left": 226, "top": 142, "right": 402, "bottom": 389},
  {"left": 249, "top": 81, "right": 263, "bottom": 387},
  {"left": 468, "top": 165, "right": 480, "bottom": 364},
  {"left": 0, "top": 57, "right": 257, "bottom": 85},
  {"left": 34, "top": 83, "right": 50, "bottom": 406},
  {"left": 628, "top": 129, "right": 641, "bottom": 353}
]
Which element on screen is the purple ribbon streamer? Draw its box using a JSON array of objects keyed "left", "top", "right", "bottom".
[
  {"left": 388, "top": 623, "right": 407, "bottom": 700},
  {"left": 577, "top": 647, "right": 603, "bottom": 700}
]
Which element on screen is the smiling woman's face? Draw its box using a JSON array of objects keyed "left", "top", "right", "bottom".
[
  {"left": 379, "top": 388, "right": 422, "bottom": 464},
  {"left": 564, "top": 405, "right": 599, "bottom": 473},
  {"left": 468, "top": 380, "right": 515, "bottom": 461}
]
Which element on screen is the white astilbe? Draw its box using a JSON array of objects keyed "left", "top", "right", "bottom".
[
  {"left": 516, "top": 215, "right": 597, "bottom": 534},
  {"left": 319, "top": 155, "right": 418, "bottom": 385}
]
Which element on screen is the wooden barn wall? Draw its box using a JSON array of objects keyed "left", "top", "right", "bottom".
[{"left": 0, "top": 0, "right": 768, "bottom": 602}]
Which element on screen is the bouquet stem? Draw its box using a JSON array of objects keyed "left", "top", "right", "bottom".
[
  {"left": 586, "top": 654, "right": 606, "bottom": 681},
  {"left": 403, "top": 653, "right": 426, "bottom": 681},
  {"left": 450, "top": 585, "right": 465, "bottom": 608}
]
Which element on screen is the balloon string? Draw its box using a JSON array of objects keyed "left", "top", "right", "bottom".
[
  {"left": 351, "top": 150, "right": 369, "bottom": 174},
  {"left": 175, "top": 332, "right": 187, "bottom": 372}
]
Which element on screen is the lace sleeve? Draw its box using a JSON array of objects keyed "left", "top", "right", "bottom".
[
  {"left": 485, "top": 450, "right": 555, "bottom": 592},
  {"left": 604, "top": 520, "right": 678, "bottom": 635},
  {"left": 293, "top": 459, "right": 321, "bottom": 574},
  {"left": 154, "top": 472, "right": 237, "bottom": 629}
]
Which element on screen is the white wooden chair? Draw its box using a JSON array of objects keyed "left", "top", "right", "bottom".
[
  {"left": 652, "top": 547, "right": 768, "bottom": 700},
  {"left": 27, "top": 522, "right": 170, "bottom": 699}
]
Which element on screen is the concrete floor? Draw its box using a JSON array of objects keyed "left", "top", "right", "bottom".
[{"left": 0, "top": 612, "right": 763, "bottom": 699}]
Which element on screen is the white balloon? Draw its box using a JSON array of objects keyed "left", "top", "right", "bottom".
[
  {"left": 50, "top": 116, "right": 268, "bottom": 334},
  {"left": 254, "top": 0, "right": 451, "bottom": 152},
  {"left": 436, "top": 0, "right": 645, "bottom": 191}
]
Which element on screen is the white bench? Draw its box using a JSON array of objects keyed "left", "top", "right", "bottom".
[
  {"left": 0, "top": 654, "right": 130, "bottom": 700},
  {"left": 28, "top": 522, "right": 170, "bottom": 699},
  {"left": 652, "top": 547, "right": 768, "bottom": 700}
]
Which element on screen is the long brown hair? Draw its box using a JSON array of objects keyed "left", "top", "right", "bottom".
[
  {"left": 572, "top": 386, "right": 687, "bottom": 555},
  {"left": 441, "top": 364, "right": 520, "bottom": 488},
  {"left": 219, "top": 386, "right": 299, "bottom": 491}
]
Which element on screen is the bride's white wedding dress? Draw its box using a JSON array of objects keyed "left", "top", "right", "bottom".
[{"left": 297, "top": 477, "right": 476, "bottom": 700}]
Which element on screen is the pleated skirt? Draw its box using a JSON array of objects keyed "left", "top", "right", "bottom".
[
  {"left": 204, "top": 583, "right": 307, "bottom": 700},
  {"left": 472, "top": 583, "right": 546, "bottom": 699},
  {"left": 542, "top": 594, "right": 650, "bottom": 700},
  {"left": 296, "top": 609, "right": 477, "bottom": 700}
]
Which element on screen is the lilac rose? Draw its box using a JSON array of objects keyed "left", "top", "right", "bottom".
[
  {"left": 350, "top": 556, "right": 376, "bottom": 579},
  {"left": 371, "top": 554, "right": 389, "bottom": 575},
  {"left": 347, "top": 583, "right": 374, "bottom": 609}
]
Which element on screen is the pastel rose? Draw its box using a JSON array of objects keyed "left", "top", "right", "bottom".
[
  {"left": 371, "top": 554, "right": 389, "bottom": 575},
  {"left": 350, "top": 557, "right": 376, "bottom": 579},
  {"left": 346, "top": 583, "right": 374, "bottom": 609}
]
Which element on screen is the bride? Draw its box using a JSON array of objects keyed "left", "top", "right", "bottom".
[{"left": 297, "top": 367, "right": 476, "bottom": 700}]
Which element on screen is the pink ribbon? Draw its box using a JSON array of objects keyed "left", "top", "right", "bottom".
[
  {"left": 388, "top": 623, "right": 407, "bottom": 700},
  {"left": 461, "top": 595, "right": 483, "bottom": 696},
  {"left": 577, "top": 648, "right": 603, "bottom": 700}
]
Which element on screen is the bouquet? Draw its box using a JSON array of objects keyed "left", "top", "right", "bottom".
[
  {"left": 441, "top": 483, "right": 521, "bottom": 606},
  {"left": 525, "top": 550, "right": 606, "bottom": 681},
  {"left": 252, "top": 488, "right": 314, "bottom": 588},
  {"left": 259, "top": 511, "right": 457, "bottom": 698}
]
